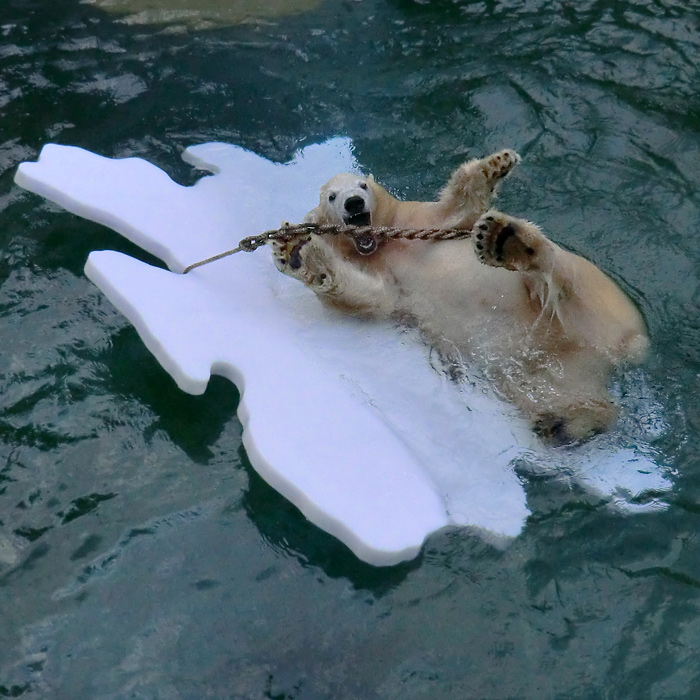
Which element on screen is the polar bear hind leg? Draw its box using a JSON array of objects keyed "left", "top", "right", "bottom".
[
  {"left": 471, "top": 210, "right": 648, "bottom": 443},
  {"left": 533, "top": 398, "right": 619, "bottom": 444}
]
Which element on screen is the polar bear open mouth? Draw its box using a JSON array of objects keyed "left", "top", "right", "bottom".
[
  {"left": 345, "top": 210, "right": 371, "bottom": 226},
  {"left": 342, "top": 194, "right": 372, "bottom": 227}
]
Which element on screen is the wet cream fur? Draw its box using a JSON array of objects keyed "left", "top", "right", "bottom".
[{"left": 271, "top": 150, "right": 647, "bottom": 443}]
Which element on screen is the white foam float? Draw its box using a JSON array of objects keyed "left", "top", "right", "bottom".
[{"left": 15, "top": 139, "right": 672, "bottom": 566}]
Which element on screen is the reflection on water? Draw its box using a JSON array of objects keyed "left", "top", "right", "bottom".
[
  {"left": 82, "top": 0, "right": 323, "bottom": 28},
  {"left": 1, "top": 0, "right": 700, "bottom": 697}
]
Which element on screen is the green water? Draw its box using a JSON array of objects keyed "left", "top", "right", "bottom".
[{"left": 1, "top": 0, "right": 700, "bottom": 697}]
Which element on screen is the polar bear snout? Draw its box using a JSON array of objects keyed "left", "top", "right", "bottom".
[
  {"left": 343, "top": 195, "right": 371, "bottom": 226},
  {"left": 345, "top": 195, "right": 366, "bottom": 215}
]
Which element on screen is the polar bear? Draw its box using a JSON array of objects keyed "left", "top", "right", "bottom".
[{"left": 270, "top": 150, "right": 648, "bottom": 443}]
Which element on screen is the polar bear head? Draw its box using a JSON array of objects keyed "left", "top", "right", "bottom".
[{"left": 305, "top": 173, "right": 378, "bottom": 227}]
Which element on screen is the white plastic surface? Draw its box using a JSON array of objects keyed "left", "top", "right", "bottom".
[{"left": 15, "top": 139, "right": 672, "bottom": 566}]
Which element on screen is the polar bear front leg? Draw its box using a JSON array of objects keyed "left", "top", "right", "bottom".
[
  {"left": 270, "top": 234, "right": 333, "bottom": 289},
  {"left": 269, "top": 234, "right": 398, "bottom": 316},
  {"left": 478, "top": 149, "right": 521, "bottom": 181},
  {"left": 440, "top": 150, "right": 521, "bottom": 223},
  {"left": 472, "top": 211, "right": 557, "bottom": 273}
]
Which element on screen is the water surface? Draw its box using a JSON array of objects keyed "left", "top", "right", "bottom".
[{"left": 2, "top": 0, "right": 700, "bottom": 697}]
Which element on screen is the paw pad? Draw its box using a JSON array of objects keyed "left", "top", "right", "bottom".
[
  {"left": 534, "top": 415, "right": 571, "bottom": 445},
  {"left": 472, "top": 213, "right": 539, "bottom": 271},
  {"left": 269, "top": 235, "right": 311, "bottom": 271},
  {"left": 268, "top": 234, "right": 337, "bottom": 292},
  {"left": 486, "top": 150, "right": 521, "bottom": 180}
]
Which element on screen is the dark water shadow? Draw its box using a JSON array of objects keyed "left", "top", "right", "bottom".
[
  {"left": 73, "top": 302, "right": 417, "bottom": 588},
  {"left": 239, "top": 445, "right": 421, "bottom": 594},
  {"left": 38, "top": 214, "right": 169, "bottom": 277},
  {"left": 99, "top": 325, "right": 241, "bottom": 463}
]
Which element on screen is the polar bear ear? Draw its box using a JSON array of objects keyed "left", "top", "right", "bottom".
[
  {"left": 304, "top": 203, "right": 336, "bottom": 225},
  {"left": 365, "top": 174, "right": 380, "bottom": 191},
  {"left": 303, "top": 207, "right": 321, "bottom": 224}
]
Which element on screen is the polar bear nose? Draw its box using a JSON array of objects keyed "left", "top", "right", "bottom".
[{"left": 344, "top": 196, "right": 366, "bottom": 215}]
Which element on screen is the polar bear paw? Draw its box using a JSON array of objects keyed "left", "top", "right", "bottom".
[
  {"left": 269, "top": 234, "right": 337, "bottom": 292},
  {"left": 269, "top": 233, "right": 310, "bottom": 272},
  {"left": 472, "top": 211, "right": 550, "bottom": 272},
  {"left": 534, "top": 400, "right": 618, "bottom": 445},
  {"left": 482, "top": 149, "right": 521, "bottom": 181}
]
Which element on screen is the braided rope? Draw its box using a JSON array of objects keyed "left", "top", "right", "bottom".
[{"left": 182, "top": 223, "right": 471, "bottom": 274}]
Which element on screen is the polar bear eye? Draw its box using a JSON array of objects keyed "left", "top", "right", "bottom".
[
  {"left": 359, "top": 182, "right": 368, "bottom": 190},
  {"left": 328, "top": 193, "right": 336, "bottom": 202}
]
